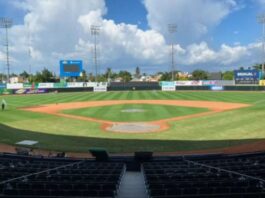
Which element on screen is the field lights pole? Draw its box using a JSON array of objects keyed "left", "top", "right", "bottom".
[
  {"left": 90, "top": 25, "right": 100, "bottom": 82},
  {"left": 27, "top": 22, "right": 32, "bottom": 79},
  {"left": 0, "top": 17, "right": 12, "bottom": 83},
  {"left": 168, "top": 24, "right": 177, "bottom": 81},
  {"left": 257, "top": 14, "right": 265, "bottom": 77}
]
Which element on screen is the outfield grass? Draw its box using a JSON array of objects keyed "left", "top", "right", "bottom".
[
  {"left": 0, "top": 91, "right": 265, "bottom": 153},
  {"left": 62, "top": 104, "right": 209, "bottom": 122}
]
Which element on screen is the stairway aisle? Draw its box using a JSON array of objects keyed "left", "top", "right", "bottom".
[{"left": 117, "top": 171, "right": 148, "bottom": 198}]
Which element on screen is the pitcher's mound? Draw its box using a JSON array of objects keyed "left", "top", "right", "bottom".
[
  {"left": 121, "top": 109, "right": 146, "bottom": 113},
  {"left": 106, "top": 123, "right": 160, "bottom": 133}
]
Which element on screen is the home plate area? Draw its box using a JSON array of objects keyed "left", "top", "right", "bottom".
[{"left": 106, "top": 123, "right": 161, "bottom": 133}]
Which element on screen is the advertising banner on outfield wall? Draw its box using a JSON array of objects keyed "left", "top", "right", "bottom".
[
  {"left": 202, "top": 80, "right": 235, "bottom": 86},
  {"left": 54, "top": 83, "right": 66, "bottom": 88},
  {"left": 234, "top": 70, "right": 260, "bottom": 84},
  {"left": 260, "top": 80, "right": 265, "bottom": 86},
  {"left": 216, "top": 80, "right": 235, "bottom": 86},
  {"left": 26, "top": 89, "right": 48, "bottom": 94},
  {"left": 14, "top": 89, "right": 27, "bottom": 94},
  {"left": 161, "top": 81, "right": 175, "bottom": 87},
  {"left": 87, "top": 82, "right": 108, "bottom": 87},
  {"left": 14, "top": 89, "right": 48, "bottom": 94},
  {"left": 37, "top": 83, "right": 54, "bottom": 88},
  {"left": 0, "top": 84, "right": 6, "bottom": 89},
  {"left": 0, "top": 89, "right": 12, "bottom": 95},
  {"left": 98, "top": 82, "right": 108, "bottom": 87},
  {"left": 83, "top": 82, "right": 97, "bottom": 87},
  {"left": 93, "top": 86, "right": 107, "bottom": 92},
  {"left": 7, "top": 83, "right": 23, "bottom": 89},
  {"left": 23, "top": 83, "right": 36, "bottom": 89},
  {"left": 202, "top": 80, "right": 217, "bottom": 86},
  {"left": 211, "top": 86, "right": 224, "bottom": 91},
  {"left": 66, "top": 82, "right": 84, "bottom": 88},
  {"left": 175, "top": 81, "right": 202, "bottom": 86},
  {"left": 162, "top": 86, "right": 175, "bottom": 91}
]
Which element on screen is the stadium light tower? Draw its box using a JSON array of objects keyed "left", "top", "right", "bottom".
[
  {"left": 90, "top": 25, "right": 100, "bottom": 82},
  {"left": 257, "top": 14, "right": 265, "bottom": 75},
  {"left": 27, "top": 22, "right": 32, "bottom": 77},
  {"left": 0, "top": 17, "right": 12, "bottom": 83},
  {"left": 168, "top": 24, "right": 177, "bottom": 81}
]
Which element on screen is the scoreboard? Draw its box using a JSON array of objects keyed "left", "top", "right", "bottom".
[
  {"left": 234, "top": 70, "right": 260, "bottom": 85},
  {"left": 60, "top": 60, "right": 82, "bottom": 77}
]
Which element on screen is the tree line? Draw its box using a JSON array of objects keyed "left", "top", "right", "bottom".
[{"left": 0, "top": 64, "right": 263, "bottom": 83}]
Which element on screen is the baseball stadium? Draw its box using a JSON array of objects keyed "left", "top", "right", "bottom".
[{"left": 1, "top": 0, "right": 265, "bottom": 198}]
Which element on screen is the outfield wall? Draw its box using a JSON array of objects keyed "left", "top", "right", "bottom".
[
  {"left": 109, "top": 82, "right": 160, "bottom": 91},
  {"left": 1, "top": 81, "right": 265, "bottom": 95}
]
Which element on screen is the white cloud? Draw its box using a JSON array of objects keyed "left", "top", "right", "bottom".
[
  {"left": 178, "top": 41, "right": 260, "bottom": 68},
  {"left": 185, "top": 42, "right": 216, "bottom": 64},
  {"left": 1, "top": 0, "right": 107, "bottom": 73},
  {"left": 144, "top": 0, "right": 239, "bottom": 45},
  {"left": 218, "top": 44, "right": 249, "bottom": 64},
  {"left": 5, "top": 0, "right": 173, "bottom": 73},
  {"left": 0, "top": 0, "right": 262, "bottom": 74}
]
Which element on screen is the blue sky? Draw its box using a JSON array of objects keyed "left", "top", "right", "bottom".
[
  {"left": 212, "top": 2, "right": 260, "bottom": 46},
  {"left": 0, "top": 0, "right": 265, "bottom": 74},
  {"left": 105, "top": 0, "right": 148, "bottom": 30},
  {"left": 0, "top": 1, "right": 26, "bottom": 25}
]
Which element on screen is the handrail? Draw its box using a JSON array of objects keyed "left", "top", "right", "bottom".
[
  {"left": 185, "top": 159, "right": 265, "bottom": 183},
  {"left": 0, "top": 160, "right": 84, "bottom": 184}
]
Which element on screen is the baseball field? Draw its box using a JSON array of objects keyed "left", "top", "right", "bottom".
[{"left": 0, "top": 90, "right": 265, "bottom": 154}]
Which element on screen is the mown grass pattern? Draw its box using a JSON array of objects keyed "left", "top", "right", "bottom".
[{"left": 0, "top": 91, "right": 264, "bottom": 153}]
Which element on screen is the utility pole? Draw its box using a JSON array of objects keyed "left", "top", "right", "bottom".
[
  {"left": 0, "top": 17, "right": 12, "bottom": 83},
  {"left": 257, "top": 14, "right": 265, "bottom": 76},
  {"left": 90, "top": 25, "right": 100, "bottom": 82},
  {"left": 168, "top": 24, "right": 177, "bottom": 81}
]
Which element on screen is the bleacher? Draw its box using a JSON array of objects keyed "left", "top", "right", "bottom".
[
  {"left": 2, "top": 152, "right": 265, "bottom": 197},
  {"left": 0, "top": 154, "right": 125, "bottom": 197},
  {"left": 143, "top": 153, "right": 265, "bottom": 198}
]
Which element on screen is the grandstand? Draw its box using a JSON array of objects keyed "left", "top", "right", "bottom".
[{"left": 1, "top": 152, "right": 265, "bottom": 197}]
